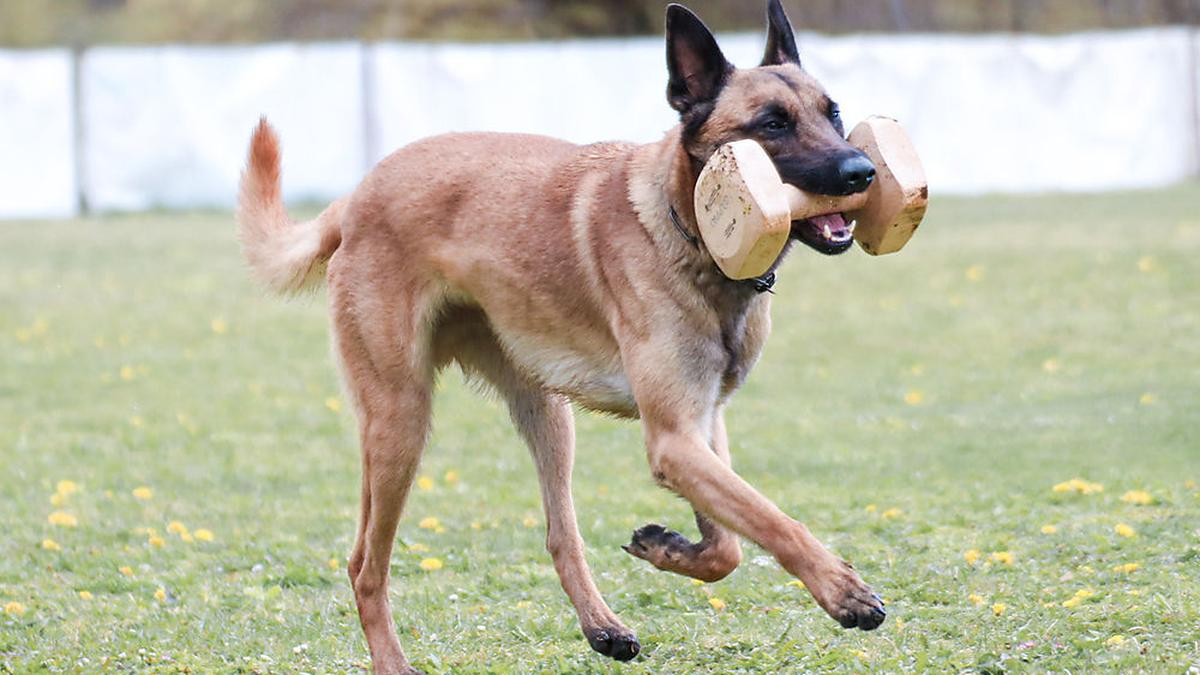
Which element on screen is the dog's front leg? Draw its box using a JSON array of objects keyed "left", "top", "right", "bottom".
[{"left": 624, "top": 409, "right": 743, "bottom": 582}]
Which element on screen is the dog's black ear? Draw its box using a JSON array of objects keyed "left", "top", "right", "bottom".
[
  {"left": 665, "top": 4, "right": 732, "bottom": 113},
  {"left": 761, "top": 0, "right": 801, "bottom": 67}
]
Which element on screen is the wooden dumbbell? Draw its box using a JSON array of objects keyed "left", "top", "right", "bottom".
[{"left": 693, "top": 116, "right": 928, "bottom": 280}]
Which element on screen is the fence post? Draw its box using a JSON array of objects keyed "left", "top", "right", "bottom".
[{"left": 71, "top": 43, "right": 89, "bottom": 216}]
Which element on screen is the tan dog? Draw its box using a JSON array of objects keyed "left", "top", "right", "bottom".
[{"left": 238, "top": 1, "right": 885, "bottom": 671}]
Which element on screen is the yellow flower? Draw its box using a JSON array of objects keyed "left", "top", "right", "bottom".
[
  {"left": 964, "top": 549, "right": 981, "bottom": 565},
  {"left": 419, "top": 557, "right": 444, "bottom": 571},
  {"left": 965, "top": 265, "right": 985, "bottom": 282},
  {"left": 78, "top": 591, "right": 93, "bottom": 601},
  {"left": 1120, "top": 490, "right": 1152, "bottom": 505},
  {"left": 515, "top": 600, "right": 532, "bottom": 609},
  {"left": 1062, "top": 588, "right": 1095, "bottom": 608},
  {"left": 327, "top": 558, "right": 339, "bottom": 570},
  {"left": 418, "top": 517, "right": 440, "bottom": 530},
  {"left": 4, "top": 601, "right": 25, "bottom": 616},
  {"left": 56, "top": 480, "right": 78, "bottom": 496},
  {"left": 1041, "top": 358, "right": 1061, "bottom": 373},
  {"left": 167, "top": 521, "right": 188, "bottom": 535},
  {"left": 132, "top": 486, "right": 153, "bottom": 500},
  {"left": 148, "top": 535, "right": 165, "bottom": 548},
  {"left": 1105, "top": 635, "right": 1126, "bottom": 647},
  {"left": 180, "top": 531, "right": 194, "bottom": 543},
  {"left": 210, "top": 318, "right": 228, "bottom": 334},
  {"left": 408, "top": 542, "right": 429, "bottom": 553},
  {"left": 154, "top": 587, "right": 167, "bottom": 602},
  {"left": 786, "top": 580, "right": 806, "bottom": 590},
  {"left": 119, "top": 566, "right": 133, "bottom": 577},
  {"left": 470, "top": 521, "right": 482, "bottom": 530},
  {"left": 522, "top": 515, "right": 539, "bottom": 528},
  {"left": 1112, "top": 562, "right": 1140, "bottom": 574},
  {"left": 48, "top": 511, "right": 78, "bottom": 527},
  {"left": 50, "top": 493, "right": 65, "bottom": 506},
  {"left": 119, "top": 365, "right": 136, "bottom": 381},
  {"left": 324, "top": 397, "right": 341, "bottom": 413},
  {"left": 909, "top": 363, "right": 925, "bottom": 376},
  {"left": 1136, "top": 255, "right": 1156, "bottom": 273},
  {"left": 1186, "top": 480, "right": 1197, "bottom": 490},
  {"left": 1114, "top": 523, "right": 1136, "bottom": 538},
  {"left": 1138, "top": 392, "right": 1157, "bottom": 406},
  {"left": 989, "top": 551, "right": 1014, "bottom": 566},
  {"left": 444, "top": 469, "right": 460, "bottom": 484},
  {"left": 991, "top": 603, "right": 1006, "bottom": 616},
  {"left": 1040, "top": 525, "right": 1058, "bottom": 534},
  {"left": 968, "top": 593, "right": 985, "bottom": 606},
  {"left": 903, "top": 390, "right": 924, "bottom": 406},
  {"left": 193, "top": 528, "right": 214, "bottom": 542},
  {"left": 864, "top": 504, "right": 877, "bottom": 513},
  {"left": 416, "top": 476, "right": 434, "bottom": 491},
  {"left": 881, "top": 508, "right": 903, "bottom": 520},
  {"left": 1052, "top": 478, "right": 1103, "bottom": 495},
  {"left": 41, "top": 539, "right": 61, "bottom": 551},
  {"left": 708, "top": 597, "right": 726, "bottom": 611},
  {"left": 129, "top": 415, "right": 144, "bottom": 428}
]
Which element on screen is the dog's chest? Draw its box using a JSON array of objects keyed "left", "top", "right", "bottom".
[{"left": 500, "top": 334, "right": 637, "bottom": 417}]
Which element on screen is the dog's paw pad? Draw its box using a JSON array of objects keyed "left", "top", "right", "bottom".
[{"left": 586, "top": 627, "right": 641, "bottom": 661}]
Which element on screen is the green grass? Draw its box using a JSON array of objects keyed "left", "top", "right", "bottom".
[{"left": 2, "top": 185, "right": 1199, "bottom": 673}]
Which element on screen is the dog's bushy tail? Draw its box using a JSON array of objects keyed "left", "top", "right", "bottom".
[{"left": 237, "top": 117, "right": 343, "bottom": 295}]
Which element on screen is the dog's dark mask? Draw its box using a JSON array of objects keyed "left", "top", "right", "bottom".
[{"left": 666, "top": 0, "right": 875, "bottom": 256}]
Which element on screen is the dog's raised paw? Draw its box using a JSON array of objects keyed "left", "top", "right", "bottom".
[{"left": 586, "top": 627, "right": 641, "bottom": 661}]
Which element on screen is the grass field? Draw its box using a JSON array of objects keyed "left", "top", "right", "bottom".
[{"left": 2, "top": 185, "right": 1199, "bottom": 673}]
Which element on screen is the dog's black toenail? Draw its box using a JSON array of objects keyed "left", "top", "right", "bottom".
[
  {"left": 872, "top": 605, "right": 887, "bottom": 617},
  {"left": 611, "top": 636, "right": 640, "bottom": 661}
]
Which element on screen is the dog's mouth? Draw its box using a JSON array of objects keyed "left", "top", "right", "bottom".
[{"left": 793, "top": 212, "right": 856, "bottom": 255}]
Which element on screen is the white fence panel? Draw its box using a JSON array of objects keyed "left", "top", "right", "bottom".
[
  {"left": 0, "top": 49, "right": 76, "bottom": 219},
  {"left": 82, "top": 43, "right": 364, "bottom": 211}
]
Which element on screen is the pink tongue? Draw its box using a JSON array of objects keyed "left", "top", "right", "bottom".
[{"left": 810, "top": 213, "right": 848, "bottom": 233}]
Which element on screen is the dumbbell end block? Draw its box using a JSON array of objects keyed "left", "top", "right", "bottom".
[{"left": 847, "top": 116, "right": 928, "bottom": 256}]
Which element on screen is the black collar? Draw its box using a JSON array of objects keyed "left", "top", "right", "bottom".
[{"left": 669, "top": 206, "right": 776, "bottom": 294}]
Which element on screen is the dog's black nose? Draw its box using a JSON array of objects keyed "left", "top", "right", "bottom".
[{"left": 838, "top": 155, "right": 876, "bottom": 194}]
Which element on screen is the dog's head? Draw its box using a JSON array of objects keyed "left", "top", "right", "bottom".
[{"left": 666, "top": 0, "right": 874, "bottom": 255}]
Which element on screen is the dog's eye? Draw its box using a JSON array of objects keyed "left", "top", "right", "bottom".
[
  {"left": 829, "top": 103, "right": 841, "bottom": 120},
  {"left": 761, "top": 117, "right": 790, "bottom": 133}
]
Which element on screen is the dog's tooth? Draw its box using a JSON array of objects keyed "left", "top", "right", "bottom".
[
  {"left": 848, "top": 221, "right": 857, "bottom": 234},
  {"left": 823, "top": 224, "right": 832, "bottom": 239}
]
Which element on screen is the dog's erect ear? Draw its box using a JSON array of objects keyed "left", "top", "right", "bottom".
[
  {"left": 761, "top": 0, "right": 801, "bottom": 67},
  {"left": 665, "top": 4, "right": 732, "bottom": 113}
]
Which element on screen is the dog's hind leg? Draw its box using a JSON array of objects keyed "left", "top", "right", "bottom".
[
  {"left": 624, "top": 409, "right": 743, "bottom": 582},
  {"left": 334, "top": 272, "right": 438, "bottom": 675},
  {"left": 443, "top": 315, "right": 640, "bottom": 662}
]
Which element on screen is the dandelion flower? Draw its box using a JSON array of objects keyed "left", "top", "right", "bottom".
[
  {"left": 324, "top": 397, "right": 341, "bottom": 413},
  {"left": 328, "top": 558, "right": 339, "bottom": 570},
  {"left": 48, "top": 511, "right": 78, "bottom": 527},
  {"left": 4, "top": 601, "right": 25, "bottom": 616},
  {"left": 708, "top": 597, "right": 726, "bottom": 611},
  {"left": 968, "top": 593, "right": 985, "bottom": 606},
  {"left": 50, "top": 493, "right": 65, "bottom": 506},
  {"left": 131, "top": 486, "right": 153, "bottom": 500},
  {"left": 965, "top": 265, "right": 985, "bottom": 282},
  {"left": 1040, "top": 525, "right": 1058, "bottom": 534},
  {"left": 418, "top": 517, "right": 440, "bottom": 530},
  {"left": 1062, "top": 588, "right": 1095, "bottom": 608},
  {"left": 881, "top": 508, "right": 903, "bottom": 520},
  {"left": 989, "top": 551, "right": 1014, "bottom": 566},
  {"left": 416, "top": 476, "right": 434, "bottom": 491},
  {"left": 1052, "top": 478, "right": 1103, "bottom": 495},
  {"left": 1112, "top": 562, "right": 1140, "bottom": 574},
  {"left": 181, "top": 531, "right": 194, "bottom": 543},
  {"left": 469, "top": 521, "right": 482, "bottom": 530},
  {"left": 167, "top": 521, "right": 186, "bottom": 534},
  {"left": 408, "top": 542, "right": 429, "bottom": 553},
  {"left": 1136, "top": 255, "right": 1156, "bottom": 273},
  {"left": 443, "top": 470, "right": 460, "bottom": 484},
  {"left": 78, "top": 591, "right": 93, "bottom": 600},
  {"left": 991, "top": 603, "right": 1006, "bottom": 616},
  {"left": 148, "top": 535, "right": 165, "bottom": 548},
  {"left": 903, "top": 390, "right": 924, "bottom": 406},
  {"left": 964, "top": 549, "right": 981, "bottom": 565},
  {"left": 56, "top": 480, "right": 78, "bottom": 496},
  {"left": 1114, "top": 523, "right": 1136, "bottom": 538},
  {"left": 210, "top": 318, "right": 228, "bottom": 335},
  {"left": 193, "top": 528, "right": 214, "bottom": 542},
  {"left": 1105, "top": 635, "right": 1125, "bottom": 647},
  {"left": 786, "top": 580, "right": 806, "bottom": 590},
  {"left": 522, "top": 515, "right": 539, "bottom": 528},
  {"left": 119, "top": 566, "right": 133, "bottom": 577},
  {"left": 864, "top": 504, "right": 877, "bottom": 513},
  {"left": 419, "top": 557, "right": 443, "bottom": 571},
  {"left": 154, "top": 587, "right": 166, "bottom": 602},
  {"left": 1120, "top": 490, "right": 1152, "bottom": 505},
  {"left": 119, "top": 365, "right": 136, "bottom": 381},
  {"left": 1042, "top": 358, "right": 1061, "bottom": 373},
  {"left": 41, "top": 539, "right": 61, "bottom": 551}
]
